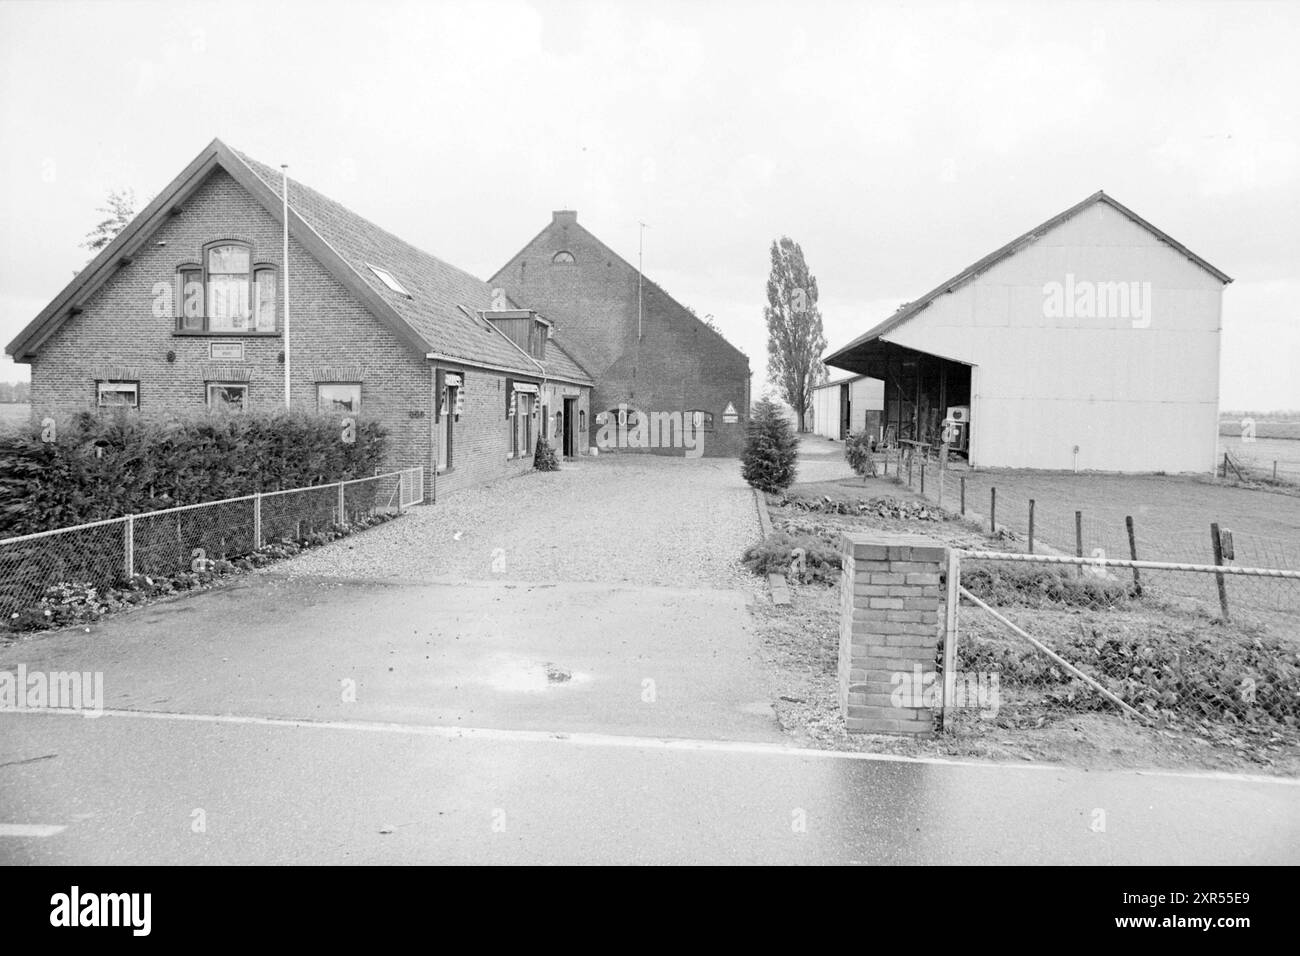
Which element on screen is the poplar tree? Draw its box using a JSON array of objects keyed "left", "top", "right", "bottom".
[{"left": 764, "top": 237, "right": 827, "bottom": 432}]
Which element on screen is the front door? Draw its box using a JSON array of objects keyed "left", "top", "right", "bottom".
[
  {"left": 562, "top": 397, "right": 576, "bottom": 457},
  {"left": 840, "top": 383, "right": 851, "bottom": 439}
]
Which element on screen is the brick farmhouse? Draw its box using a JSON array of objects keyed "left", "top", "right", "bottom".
[
  {"left": 7, "top": 139, "right": 751, "bottom": 494},
  {"left": 494, "top": 211, "right": 751, "bottom": 457}
]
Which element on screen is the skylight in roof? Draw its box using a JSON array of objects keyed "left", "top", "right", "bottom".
[{"left": 366, "top": 263, "right": 411, "bottom": 297}]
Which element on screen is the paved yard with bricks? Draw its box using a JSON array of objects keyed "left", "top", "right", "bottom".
[{"left": 276, "top": 454, "right": 763, "bottom": 590}]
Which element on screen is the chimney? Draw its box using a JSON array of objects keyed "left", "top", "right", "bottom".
[{"left": 552, "top": 210, "right": 577, "bottom": 226}]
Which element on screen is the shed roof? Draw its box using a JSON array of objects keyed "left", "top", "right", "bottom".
[{"left": 823, "top": 190, "right": 1231, "bottom": 369}]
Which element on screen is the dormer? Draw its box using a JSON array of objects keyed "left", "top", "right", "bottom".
[{"left": 483, "top": 308, "right": 551, "bottom": 360}]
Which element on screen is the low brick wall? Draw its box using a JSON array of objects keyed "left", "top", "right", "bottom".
[{"left": 839, "top": 531, "right": 946, "bottom": 735}]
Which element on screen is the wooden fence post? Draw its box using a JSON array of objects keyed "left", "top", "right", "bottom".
[
  {"left": 1075, "top": 510, "right": 1083, "bottom": 577},
  {"left": 1028, "top": 499, "right": 1035, "bottom": 554},
  {"left": 1125, "top": 515, "right": 1141, "bottom": 596},
  {"left": 990, "top": 487, "right": 996, "bottom": 532},
  {"left": 960, "top": 476, "right": 966, "bottom": 515},
  {"left": 1211, "top": 522, "right": 1230, "bottom": 621}
]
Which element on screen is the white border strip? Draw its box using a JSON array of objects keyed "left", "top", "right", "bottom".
[
  {"left": 6, "top": 707, "right": 1297, "bottom": 786},
  {"left": 0, "top": 823, "right": 66, "bottom": 837}
]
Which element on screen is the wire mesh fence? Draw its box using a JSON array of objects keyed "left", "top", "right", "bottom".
[
  {"left": 942, "top": 551, "right": 1300, "bottom": 747},
  {"left": 0, "top": 518, "right": 130, "bottom": 621},
  {"left": 0, "top": 468, "right": 423, "bottom": 617}
]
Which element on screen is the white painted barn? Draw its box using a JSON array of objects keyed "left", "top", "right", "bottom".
[
  {"left": 811, "top": 374, "right": 884, "bottom": 440},
  {"left": 822, "top": 191, "right": 1231, "bottom": 473}
]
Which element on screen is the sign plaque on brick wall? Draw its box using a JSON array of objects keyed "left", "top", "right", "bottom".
[
  {"left": 209, "top": 342, "right": 245, "bottom": 361},
  {"left": 722, "top": 402, "right": 738, "bottom": 424}
]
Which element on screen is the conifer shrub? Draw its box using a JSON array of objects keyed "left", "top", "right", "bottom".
[{"left": 742, "top": 398, "right": 799, "bottom": 492}]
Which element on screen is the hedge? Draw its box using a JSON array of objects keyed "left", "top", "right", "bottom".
[{"left": 0, "top": 409, "right": 388, "bottom": 537}]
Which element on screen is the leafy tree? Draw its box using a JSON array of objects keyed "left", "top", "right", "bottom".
[
  {"left": 742, "top": 397, "right": 799, "bottom": 492},
  {"left": 764, "top": 237, "right": 827, "bottom": 432},
  {"left": 81, "top": 189, "right": 138, "bottom": 259}
]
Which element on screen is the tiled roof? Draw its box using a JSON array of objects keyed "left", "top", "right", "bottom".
[{"left": 234, "top": 150, "right": 592, "bottom": 384}]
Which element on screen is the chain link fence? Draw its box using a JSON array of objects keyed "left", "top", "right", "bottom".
[
  {"left": 874, "top": 459, "right": 1300, "bottom": 631},
  {"left": 940, "top": 551, "right": 1300, "bottom": 755},
  {"left": 0, "top": 467, "right": 423, "bottom": 617}
]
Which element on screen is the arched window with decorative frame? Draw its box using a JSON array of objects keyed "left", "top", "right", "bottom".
[
  {"left": 552, "top": 251, "right": 576, "bottom": 264},
  {"left": 174, "top": 241, "right": 278, "bottom": 333}
]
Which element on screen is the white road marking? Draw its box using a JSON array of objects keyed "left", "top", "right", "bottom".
[
  {"left": 0, "top": 823, "right": 66, "bottom": 837},
  {"left": 5, "top": 706, "right": 1298, "bottom": 786}
]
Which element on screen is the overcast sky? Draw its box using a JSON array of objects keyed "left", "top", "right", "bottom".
[{"left": 1, "top": 0, "right": 1296, "bottom": 410}]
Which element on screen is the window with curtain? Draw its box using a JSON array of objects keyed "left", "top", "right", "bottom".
[
  {"left": 175, "top": 243, "right": 278, "bottom": 333},
  {"left": 513, "top": 392, "right": 536, "bottom": 457},
  {"left": 179, "top": 267, "right": 203, "bottom": 330},
  {"left": 254, "top": 268, "right": 276, "bottom": 332},
  {"left": 207, "top": 244, "right": 251, "bottom": 331},
  {"left": 207, "top": 383, "right": 248, "bottom": 412},
  {"left": 317, "top": 383, "right": 361, "bottom": 413}
]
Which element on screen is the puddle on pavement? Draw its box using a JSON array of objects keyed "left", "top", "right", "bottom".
[{"left": 482, "top": 655, "right": 591, "bottom": 693}]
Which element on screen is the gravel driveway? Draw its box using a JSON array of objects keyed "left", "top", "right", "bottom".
[{"left": 277, "top": 455, "right": 762, "bottom": 590}]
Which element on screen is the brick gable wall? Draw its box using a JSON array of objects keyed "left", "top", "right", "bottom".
[
  {"left": 29, "top": 169, "right": 431, "bottom": 476},
  {"left": 24, "top": 171, "right": 596, "bottom": 497},
  {"left": 494, "top": 215, "right": 750, "bottom": 457}
]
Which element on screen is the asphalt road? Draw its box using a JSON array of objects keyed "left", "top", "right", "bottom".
[
  {"left": 2, "top": 708, "right": 1296, "bottom": 864},
  {"left": 2, "top": 565, "right": 1297, "bottom": 865}
]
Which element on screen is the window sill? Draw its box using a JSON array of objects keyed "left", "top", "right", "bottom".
[{"left": 172, "top": 330, "right": 281, "bottom": 337}]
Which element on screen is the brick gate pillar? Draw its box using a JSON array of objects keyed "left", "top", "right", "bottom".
[{"left": 839, "top": 532, "right": 947, "bottom": 735}]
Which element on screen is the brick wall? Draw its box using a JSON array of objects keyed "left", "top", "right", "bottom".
[
  {"left": 493, "top": 212, "right": 751, "bottom": 457},
  {"left": 839, "top": 531, "right": 946, "bottom": 735},
  {"left": 27, "top": 169, "right": 436, "bottom": 476},
  {"left": 428, "top": 364, "right": 591, "bottom": 499}
]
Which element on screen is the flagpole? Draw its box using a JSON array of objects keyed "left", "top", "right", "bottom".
[
  {"left": 637, "top": 221, "right": 645, "bottom": 340},
  {"left": 281, "top": 163, "right": 291, "bottom": 409}
]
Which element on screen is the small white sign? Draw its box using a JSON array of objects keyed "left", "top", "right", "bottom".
[
  {"left": 209, "top": 342, "right": 244, "bottom": 361},
  {"left": 722, "top": 402, "right": 738, "bottom": 424}
]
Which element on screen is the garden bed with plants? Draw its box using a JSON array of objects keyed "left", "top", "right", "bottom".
[
  {"left": 2, "top": 511, "right": 400, "bottom": 638},
  {"left": 744, "top": 473, "right": 1300, "bottom": 775}
]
